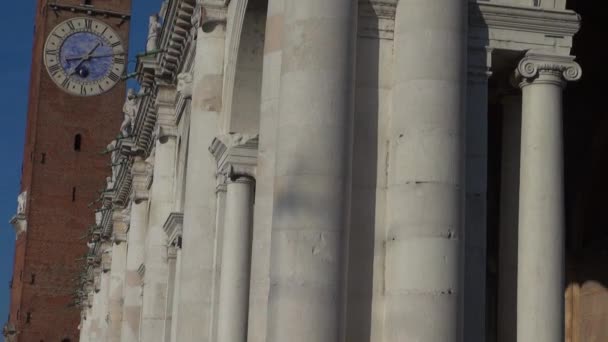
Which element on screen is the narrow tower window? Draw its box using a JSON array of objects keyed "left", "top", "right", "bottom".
[
  {"left": 41, "top": 153, "right": 46, "bottom": 164},
  {"left": 30, "top": 274, "right": 35, "bottom": 285},
  {"left": 74, "top": 134, "right": 82, "bottom": 151},
  {"left": 26, "top": 312, "right": 31, "bottom": 323},
  {"left": 72, "top": 187, "right": 77, "bottom": 202}
]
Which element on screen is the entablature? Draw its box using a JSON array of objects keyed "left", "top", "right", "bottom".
[
  {"left": 469, "top": 0, "right": 580, "bottom": 54},
  {"left": 210, "top": 133, "right": 258, "bottom": 181},
  {"left": 163, "top": 212, "right": 184, "bottom": 248}
]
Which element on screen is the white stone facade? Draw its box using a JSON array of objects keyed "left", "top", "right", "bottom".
[{"left": 76, "top": 0, "right": 588, "bottom": 341}]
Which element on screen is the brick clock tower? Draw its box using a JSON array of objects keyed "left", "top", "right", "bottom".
[{"left": 5, "top": 1, "right": 131, "bottom": 341}]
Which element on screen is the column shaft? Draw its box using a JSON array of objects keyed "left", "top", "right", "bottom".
[
  {"left": 217, "top": 178, "right": 254, "bottom": 342},
  {"left": 140, "top": 136, "right": 176, "bottom": 342},
  {"left": 175, "top": 21, "right": 225, "bottom": 342},
  {"left": 517, "top": 75, "right": 565, "bottom": 342},
  {"left": 107, "top": 241, "right": 128, "bottom": 342},
  {"left": 121, "top": 198, "right": 147, "bottom": 342},
  {"left": 169, "top": 249, "right": 181, "bottom": 342},
  {"left": 268, "top": 1, "right": 356, "bottom": 341},
  {"left": 248, "top": 1, "right": 284, "bottom": 341},
  {"left": 387, "top": 0, "right": 467, "bottom": 340},
  {"left": 497, "top": 95, "right": 521, "bottom": 342}
]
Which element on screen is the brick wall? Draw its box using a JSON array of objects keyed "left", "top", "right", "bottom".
[{"left": 8, "top": 1, "right": 131, "bottom": 340}]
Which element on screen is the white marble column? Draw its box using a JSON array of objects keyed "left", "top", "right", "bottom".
[
  {"left": 514, "top": 52, "right": 581, "bottom": 342},
  {"left": 168, "top": 247, "right": 181, "bottom": 342},
  {"left": 387, "top": 0, "right": 467, "bottom": 340},
  {"left": 497, "top": 95, "right": 521, "bottom": 342},
  {"left": 216, "top": 177, "right": 255, "bottom": 342},
  {"left": 268, "top": 1, "right": 356, "bottom": 341},
  {"left": 175, "top": 4, "right": 226, "bottom": 341},
  {"left": 163, "top": 247, "right": 177, "bottom": 342},
  {"left": 140, "top": 86, "right": 178, "bottom": 342},
  {"left": 107, "top": 213, "right": 129, "bottom": 342},
  {"left": 247, "top": 1, "right": 284, "bottom": 341},
  {"left": 120, "top": 159, "right": 150, "bottom": 342}
]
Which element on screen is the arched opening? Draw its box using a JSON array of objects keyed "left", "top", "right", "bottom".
[
  {"left": 226, "top": 0, "right": 267, "bottom": 134},
  {"left": 74, "top": 134, "right": 82, "bottom": 151}
]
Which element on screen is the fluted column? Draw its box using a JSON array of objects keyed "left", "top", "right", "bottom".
[
  {"left": 387, "top": 0, "right": 467, "bottom": 340},
  {"left": 497, "top": 95, "right": 521, "bottom": 342},
  {"left": 267, "top": 1, "right": 356, "bottom": 341},
  {"left": 216, "top": 178, "right": 255, "bottom": 342},
  {"left": 140, "top": 86, "right": 178, "bottom": 342},
  {"left": 514, "top": 52, "right": 581, "bottom": 342},
  {"left": 120, "top": 159, "right": 150, "bottom": 342},
  {"left": 175, "top": 3, "right": 227, "bottom": 340}
]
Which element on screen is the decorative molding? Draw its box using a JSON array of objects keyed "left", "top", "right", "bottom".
[
  {"left": 155, "top": 85, "right": 179, "bottom": 143},
  {"left": 514, "top": 51, "right": 582, "bottom": 87},
  {"left": 358, "top": 0, "right": 397, "bottom": 40},
  {"left": 131, "top": 157, "right": 152, "bottom": 203},
  {"left": 163, "top": 212, "right": 184, "bottom": 248},
  {"left": 470, "top": 1, "right": 581, "bottom": 37},
  {"left": 209, "top": 133, "right": 258, "bottom": 181},
  {"left": 197, "top": 0, "right": 230, "bottom": 32},
  {"left": 177, "top": 72, "right": 193, "bottom": 100}
]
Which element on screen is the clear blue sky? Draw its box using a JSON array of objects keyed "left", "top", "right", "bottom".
[{"left": 0, "top": 0, "right": 163, "bottom": 329}]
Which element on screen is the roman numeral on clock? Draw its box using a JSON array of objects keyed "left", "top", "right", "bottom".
[
  {"left": 48, "top": 64, "right": 62, "bottom": 77},
  {"left": 111, "top": 41, "right": 121, "bottom": 48},
  {"left": 85, "top": 19, "right": 92, "bottom": 30},
  {"left": 67, "top": 21, "right": 76, "bottom": 31},
  {"left": 113, "top": 56, "right": 126, "bottom": 65},
  {"left": 61, "top": 78, "right": 71, "bottom": 89},
  {"left": 108, "top": 72, "right": 120, "bottom": 82},
  {"left": 46, "top": 49, "right": 59, "bottom": 56}
]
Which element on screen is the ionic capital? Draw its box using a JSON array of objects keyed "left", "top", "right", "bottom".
[{"left": 514, "top": 51, "right": 582, "bottom": 88}]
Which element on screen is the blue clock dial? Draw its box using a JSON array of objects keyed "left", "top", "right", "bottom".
[
  {"left": 44, "top": 17, "right": 126, "bottom": 96},
  {"left": 61, "top": 32, "right": 114, "bottom": 83}
]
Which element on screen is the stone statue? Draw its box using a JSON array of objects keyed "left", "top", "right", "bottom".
[
  {"left": 107, "top": 140, "right": 119, "bottom": 183},
  {"left": 120, "top": 89, "right": 138, "bottom": 138},
  {"left": 3, "top": 323, "right": 17, "bottom": 342},
  {"left": 146, "top": 15, "right": 162, "bottom": 52},
  {"left": 17, "top": 191, "right": 27, "bottom": 215}
]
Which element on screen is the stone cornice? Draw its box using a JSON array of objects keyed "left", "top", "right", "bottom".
[
  {"left": 158, "top": 0, "right": 196, "bottom": 80},
  {"left": 470, "top": 1, "right": 581, "bottom": 37},
  {"left": 514, "top": 51, "right": 582, "bottom": 87},
  {"left": 133, "top": 86, "right": 158, "bottom": 156},
  {"left": 209, "top": 133, "right": 258, "bottom": 181},
  {"left": 163, "top": 212, "right": 184, "bottom": 247},
  {"left": 135, "top": 56, "right": 158, "bottom": 90}
]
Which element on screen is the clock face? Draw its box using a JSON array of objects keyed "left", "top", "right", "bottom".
[{"left": 44, "top": 17, "right": 126, "bottom": 96}]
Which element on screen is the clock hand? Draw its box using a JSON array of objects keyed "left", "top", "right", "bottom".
[
  {"left": 67, "top": 42, "right": 102, "bottom": 76},
  {"left": 66, "top": 42, "right": 103, "bottom": 62},
  {"left": 88, "top": 52, "right": 126, "bottom": 59}
]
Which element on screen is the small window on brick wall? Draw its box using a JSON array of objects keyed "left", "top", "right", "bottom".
[
  {"left": 72, "top": 187, "right": 77, "bottom": 202},
  {"left": 26, "top": 312, "right": 31, "bottom": 323},
  {"left": 30, "top": 274, "right": 35, "bottom": 285},
  {"left": 74, "top": 134, "right": 82, "bottom": 152}
]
